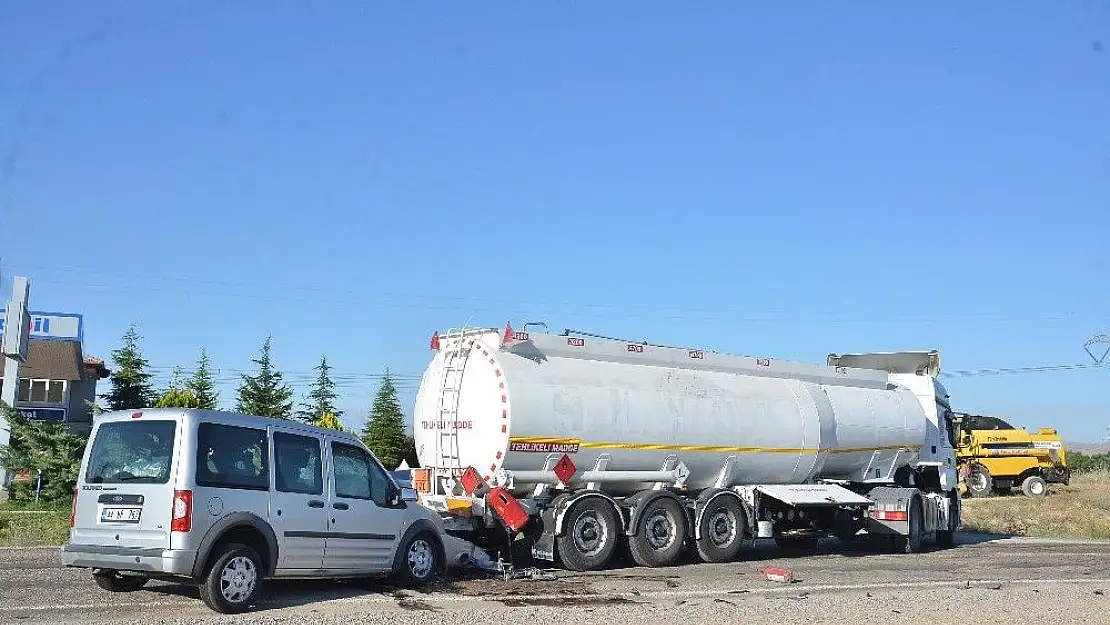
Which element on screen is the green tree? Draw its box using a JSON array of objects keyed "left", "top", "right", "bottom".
[
  {"left": 297, "top": 355, "right": 341, "bottom": 424},
  {"left": 361, "top": 372, "right": 407, "bottom": 469},
  {"left": 314, "top": 411, "right": 345, "bottom": 431},
  {"left": 100, "top": 324, "right": 157, "bottom": 410},
  {"left": 0, "top": 403, "right": 86, "bottom": 503},
  {"left": 154, "top": 367, "right": 201, "bottom": 408},
  {"left": 235, "top": 336, "right": 293, "bottom": 419},
  {"left": 186, "top": 348, "right": 219, "bottom": 410}
]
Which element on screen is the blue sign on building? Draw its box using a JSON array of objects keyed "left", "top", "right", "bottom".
[
  {"left": 0, "top": 310, "right": 83, "bottom": 342},
  {"left": 19, "top": 407, "right": 68, "bottom": 422}
]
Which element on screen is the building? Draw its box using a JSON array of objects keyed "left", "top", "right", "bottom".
[{"left": 0, "top": 311, "right": 110, "bottom": 437}]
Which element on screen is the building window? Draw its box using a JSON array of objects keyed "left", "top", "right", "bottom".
[{"left": 17, "top": 379, "right": 67, "bottom": 404}]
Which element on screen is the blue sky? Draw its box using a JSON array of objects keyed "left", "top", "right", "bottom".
[{"left": 1, "top": 2, "right": 1108, "bottom": 439}]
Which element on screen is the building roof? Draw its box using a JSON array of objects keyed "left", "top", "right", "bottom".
[{"left": 0, "top": 340, "right": 111, "bottom": 381}]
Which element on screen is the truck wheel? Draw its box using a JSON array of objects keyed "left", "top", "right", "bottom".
[
  {"left": 891, "top": 499, "right": 923, "bottom": 554},
  {"left": 965, "top": 465, "right": 992, "bottom": 498},
  {"left": 556, "top": 497, "right": 619, "bottom": 572},
  {"left": 1021, "top": 475, "right": 1047, "bottom": 499},
  {"left": 695, "top": 496, "right": 745, "bottom": 563},
  {"left": 198, "top": 543, "right": 263, "bottom": 614},
  {"left": 628, "top": 497, "right": 688, "bottom": 567}
]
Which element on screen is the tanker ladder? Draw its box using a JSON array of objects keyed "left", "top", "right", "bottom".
[{"left": 475, "top": 453, "right": 961, "bottom": 573}]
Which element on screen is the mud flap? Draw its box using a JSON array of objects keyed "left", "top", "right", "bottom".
[{"left": 531, "top": 505, "right": 557, "bottom": 562}]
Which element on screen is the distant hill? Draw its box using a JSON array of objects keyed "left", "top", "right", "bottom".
[{"left": 1066, "top": 441, "right": 1110, "bottom": 454}]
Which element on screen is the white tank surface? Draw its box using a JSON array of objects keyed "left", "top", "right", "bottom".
[{"left": 414, "top": 327, "right": 934, "bottom": 497}]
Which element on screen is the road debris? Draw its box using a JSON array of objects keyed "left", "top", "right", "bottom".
[{"left": 759, "top": 566, "right": 796, "bottom": 583}]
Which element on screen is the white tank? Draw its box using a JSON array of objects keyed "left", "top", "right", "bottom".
[{"left": 414, "top": 328, "right": 933, "bottom": 497}]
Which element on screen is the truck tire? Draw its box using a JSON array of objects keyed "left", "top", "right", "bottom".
[
  {"left": 1021, "top": 475, "right": 1047, "bottom": 499},
  {"left": 965, "top": 464, "right": 992, "bottom": 498},
  {"left": 628, "top": 497, "right": 687, "bottom": 567},
  {"left": 695, "top": 496, "right": 745, "bottom": 563},
  {"left": 891, "top": 499, "right": 923, "bottom": 554},
  {"left": 556, "top": 497, "right": 620, "bottom": 572}
]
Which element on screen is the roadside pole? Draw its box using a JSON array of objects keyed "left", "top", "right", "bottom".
[{"left": 0, "top": 277, "right": 31, "bottom": 501}]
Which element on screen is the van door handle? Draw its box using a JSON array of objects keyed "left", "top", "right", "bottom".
[
  {"left": 308, "top": 500, "right": 325, "bottom": 508},
  {"left": 332, "top": 502, "right": 349, "bottom": 510}
]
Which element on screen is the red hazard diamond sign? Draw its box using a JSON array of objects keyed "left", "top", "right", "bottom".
[
  {"left": 553, "top": 454, "right": 576, "bottom": 485},
  {"left": 460, "top": 466, "right": 482, "bottom": 495}
]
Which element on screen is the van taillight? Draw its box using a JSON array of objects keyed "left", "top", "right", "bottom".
[
  {"left": 171, "top": 490, "right": 193, "bottom": 532},
  {"left": 69, "top": 490, "right": 78, "bottom": 528}
]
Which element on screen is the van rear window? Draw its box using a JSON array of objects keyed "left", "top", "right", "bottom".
[{"left": 85, "top": 420, "right": 177, "bottom": 484}]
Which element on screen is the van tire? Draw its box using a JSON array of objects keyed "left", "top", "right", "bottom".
[
  {"left": 92, "top": 570, "right": 149, "bottom": 592},
  {"left": 198, "top": 543, "right": 263, "bottom": 614},
  {"left": 392, "top": 531, "right": 442, "bottom": 587}
]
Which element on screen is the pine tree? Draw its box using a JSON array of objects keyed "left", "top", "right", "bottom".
[
  {"left": 235, "top": 336, "right": 293, "bottom": 419},
  {"left": 154, "top": 367, "right": 201, "bottom": 408},
  {"left": 186, "top": 348, "right": 219, "bottom": 410},
  {"left": 100, "top": 324, "right": 157, "bottom": 410},
  {"left": 0, "top": 402, "right": 86, "bottom": 503},
  {"left": 297, "top": 355, "right": 341, "bottom": 424},
  {"left": 361, "top": 372, "right": 407, "bottom": 469}
]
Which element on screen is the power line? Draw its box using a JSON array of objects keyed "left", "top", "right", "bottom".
[{"left": 15, "top": 262, "right": 1108, "bottom": 324}]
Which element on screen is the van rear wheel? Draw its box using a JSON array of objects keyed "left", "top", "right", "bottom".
[
  {"left": 198, "top": 543, "right": 263, "bottom": 614},
  {"left": 92, "top": 570, "right": 149, "bottom": 592}
]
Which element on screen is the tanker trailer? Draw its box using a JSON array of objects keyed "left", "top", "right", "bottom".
[{"left": 412, "top": 324, "right": 963, "bottom": 571}]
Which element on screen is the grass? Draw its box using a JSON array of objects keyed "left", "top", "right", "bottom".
[
  {"left": 0, "top": 498, "right": 71, "bottom": 548},
  {"left": 960, "top": 470, "right": 1110, "bottom": 539}
]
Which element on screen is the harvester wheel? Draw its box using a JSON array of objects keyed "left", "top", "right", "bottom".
[
  {"left": 1021, "top": 475, "right": 1048, "bottom": 499},
  {"left": 965, "top": 464, "right": 993, "bottom": 498}
]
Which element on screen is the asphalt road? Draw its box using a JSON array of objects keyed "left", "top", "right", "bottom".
[{"left": 2, "top": 534, "right": 1108, "bottom": 624}]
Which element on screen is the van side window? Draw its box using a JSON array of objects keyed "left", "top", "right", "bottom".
[
  {"left": 331, "top": 443, "right": 372, "bottom": 500},
  {"left": 195, "top": 423, "right": 269, "bottom": 491},
  {"left": 331, "top": 442, "right": 394, "bottom": 507},
  {"left": 273, "top": 432, "right": 322, "bottom": 495}
]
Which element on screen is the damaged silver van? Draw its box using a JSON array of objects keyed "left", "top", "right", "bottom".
[{"left": 60, "top": 408, "right": 462, "bottom": 613}]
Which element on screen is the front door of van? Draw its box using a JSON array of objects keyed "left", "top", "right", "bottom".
[
  {"left": 321, "top": 439, "right": 406, "bottom": 573},
  {"left": 269, "top": 429, "right": 328, "bottom": 571}
]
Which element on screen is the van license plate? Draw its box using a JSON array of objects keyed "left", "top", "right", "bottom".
[{"left": 101, "top": 507, "right": 142, "bottom": 523}]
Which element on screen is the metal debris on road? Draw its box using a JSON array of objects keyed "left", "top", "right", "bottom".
[{"left": 759, "top": 566, "right": 796, "bottom": 583}]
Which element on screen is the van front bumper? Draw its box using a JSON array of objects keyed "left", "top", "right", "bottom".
[{"left": 60, "top": 543, "right": 197, "bottom": 577}]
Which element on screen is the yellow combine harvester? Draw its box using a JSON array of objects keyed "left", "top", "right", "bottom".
[{"left": 952, "top": 412, "right": 1069, "bottom": 498}]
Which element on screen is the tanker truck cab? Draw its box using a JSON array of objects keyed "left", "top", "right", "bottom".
[{"left": 414, "top": 327, "right": 964, "bottom": 572}]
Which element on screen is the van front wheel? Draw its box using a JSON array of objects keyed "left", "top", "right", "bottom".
[
  {"left": 93, "top": 570, "right": 149, "bottom": 592},
  {"left": 198, "top": 543, "right": 263, "bottom": 614}
]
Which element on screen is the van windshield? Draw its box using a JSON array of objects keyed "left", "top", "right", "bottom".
[{"left": 85, "top": 420, "right": 177, "bottom": 484}]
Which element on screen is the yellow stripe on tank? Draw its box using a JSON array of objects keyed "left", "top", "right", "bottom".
[{"left": 508, "top": 436, "right": 921, "bottom": 455}]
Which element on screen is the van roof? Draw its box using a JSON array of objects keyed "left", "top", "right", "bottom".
[{"left": 93, "top": 408, "right": 362, "bottom": 441}]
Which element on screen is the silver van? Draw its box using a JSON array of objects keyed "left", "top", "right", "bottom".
[{"left": 60, "top": 408, "right": 450, "bottom": 613}]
